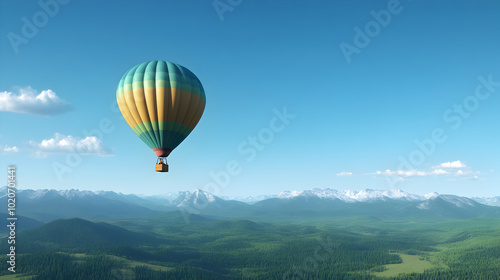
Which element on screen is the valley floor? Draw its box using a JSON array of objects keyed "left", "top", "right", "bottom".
[
  {"left": 371, "top": 253, "right": 438, "bottom": 277},
  {"left": 0, "top": 215, "right": 499, "bottom": 279}
]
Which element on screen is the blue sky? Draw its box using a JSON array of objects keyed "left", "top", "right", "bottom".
[{"left": 1, "top": 0, "right": 499, "bottom": 197}]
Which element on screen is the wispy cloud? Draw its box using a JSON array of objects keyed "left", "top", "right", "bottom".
[
  {"left": 0, "top": 87, "right": 71, "bottom": 116},
  {"left": 337, "top": 171, "right": 352, "bottom": 176},
  {"left": 434, "top": 160, "right": 466, "bottom": 169},
  {"left": 375, "top": 169, "right": 428, "bottom": 177},
  {"left": 29, "top": 133, "right": 112, "bottom": 157},
  {"left": 431, "top": 169, "right": 449, "bottom": 175},
  {"left": 372, "top": 161, "right": 480, "bottom": 180},
  {"left": 1, "top": 145, "right": 19, "bottom": 154}
]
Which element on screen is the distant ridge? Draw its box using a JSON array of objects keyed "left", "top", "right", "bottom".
[
  {"left": 276, "top": 188, "right": 439, "bottom": 202},
  {"left": 0, "top": 218, "right": 161, "bottom": 253},
  {"left": 3, "top": 186, "right": 494, "bottom": 204},
  {"left": 0, "top": 187, "right": 157, "bottom": 222},
  {"left": 1, "top": 187, "right": 499, "bottom": 222},
  {"left": 471, "top": 196, "right": 500, "bottom": 207}
]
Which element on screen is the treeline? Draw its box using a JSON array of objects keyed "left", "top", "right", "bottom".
[
  {"left": 0, "top": 253, "right": 120, "bottom": 280},
  {"left": 0, "top": 217, "right": 498, "bottom": 279},
  {"left": 0, "top": 242, "right": 498, "bottom": 279}
]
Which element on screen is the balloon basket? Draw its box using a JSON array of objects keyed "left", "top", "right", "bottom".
[{"left": 155, "top": 163, "right": 169, "bottom": 172}]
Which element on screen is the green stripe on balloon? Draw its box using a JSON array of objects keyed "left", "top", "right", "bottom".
[
  {"left": 132, "top": 121, "right": 192, "bottom": 137},
  {"left": 116, "top": 79, "right": 204, "bottom": 98},
  {"left": 138, "top": 132, "right": 156, "bottom": 149},
  {"left": 137, "top": 129, "right": 188, "bottom": 150},
  {"left": 117, "top": 61, "right": 205, "bottom": 98}
]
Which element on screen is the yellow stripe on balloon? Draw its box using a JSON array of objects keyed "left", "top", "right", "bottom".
[
  {"left": 181, "top": 94, "right": 201, "bottom": 130},
  {"left": 168, "top": 88, "right": 180, "bottom": 122},
  {"left": 188, "top": 100, "right": 206, "bottom": 129},
  {"left": 156, "top": 86, "right": 165, "bottom": 125},
  {"left": 120, "top": 88, "right": 206, "bottom": 129},
  {"left": 144, "top": 86, "right": 157, "bottom": 123},
  {"left": 117, "top": 94, "right": 137, "bottom": 128},
  {"left": 124, "top": 90, "right": 143, "bottom": 127},
  {"left": 132, "top": 87, "right": 150, "bottom": 124},
  {"left": 176, "top": 87, "right": 192, "bottom": 125}
]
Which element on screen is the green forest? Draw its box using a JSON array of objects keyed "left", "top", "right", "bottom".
[{"left": 1, "top": 214, "right": 499, "bottom": 279}]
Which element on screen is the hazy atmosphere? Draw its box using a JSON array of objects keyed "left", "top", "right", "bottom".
[
  {"left": 1, "top": 0, "right": 499, "bottom": 197},
  {"left": 1, "top": 1, "right": 500, "bottom": 280}
]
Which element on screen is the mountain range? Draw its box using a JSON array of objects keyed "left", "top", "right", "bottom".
[
  {"left": 1, "top": 187, "right": 499, "bottom": 224},
  {"left": 470, "top": 196, "right": 500, "bottom": 206}
]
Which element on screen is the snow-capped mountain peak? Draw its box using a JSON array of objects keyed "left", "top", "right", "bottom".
[
  {"left": 277, "top": 188, "right": 430, "bottom": 202},
  {"left": 193, "top": 188, "right": 216, "bottom": 203},
  {"left": 424, "top": 192, "right": 440, "bottom": 199},
  {"left": 278, "top": 190, "right": 304, "bottom": 199},
  {"left": 176, "top": 188, "right": 221, "bottom": 209},
  {"left": 22, "top": 189, "right": 97, "bottom": 200},
  {"left": 437, "top": 195, "right": 477, "bottom": 208},
  {"left": 471, "top": 196, "right": 500, "bottom": 207}
]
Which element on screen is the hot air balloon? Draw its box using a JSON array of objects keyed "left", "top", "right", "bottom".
[{"left": 116, "top": 61, "right": 206, "bottom": 172}]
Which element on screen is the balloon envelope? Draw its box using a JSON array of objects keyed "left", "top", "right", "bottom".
[{"left": 116, "top": 61, "right": 206, "bottom": 158}]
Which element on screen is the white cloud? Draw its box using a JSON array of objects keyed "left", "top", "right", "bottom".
[
  {"left": 0, "top": 87, "right": 71, "bottom": 116},
  {"left": 372, "top": 164, "right": 482, "bottom": 181},
  {"left": 435, "top": 160, "right": 466, "bottom": 169},
  {"left": 2, "top": 145, "right": 19, "bottom": 154},
  {"left": 375, "top": 169, "right": 428, "bottom": 177},
  {"left": 431, "top": 169, "right": 449, "bottom": 175},
  {"left": 374, "top": 169, "right": 449, "bottom": 177},
  {"left": 337, "top": 171, "right": 352, "bottom": 176},
  {"left": 29, "top": 133, "right": 112, "bottom": 157}
]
